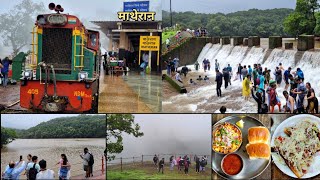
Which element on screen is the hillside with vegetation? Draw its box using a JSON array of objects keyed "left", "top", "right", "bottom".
[
  {"left": 163, "top": 8, "right": 294, "bottom": 37},
  {"left": 11, "top": 115, "right": 105, "bottom": 139}
]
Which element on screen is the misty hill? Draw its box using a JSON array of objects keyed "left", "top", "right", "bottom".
[
  {"left": 15, "top": 115, "right": 105, "bottom": 139},
  {"left": 163, "top": 8, "right": 294, "bottom": 37}
]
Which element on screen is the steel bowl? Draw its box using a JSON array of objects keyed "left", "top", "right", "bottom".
[{"left": 212, "top": 122, "right": 243, "bottom": 154}]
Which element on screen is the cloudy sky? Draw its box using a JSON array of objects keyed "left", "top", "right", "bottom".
[
  {"left": 163, "top": 0, "right": 295, "bottom": 13},
  {"left": 0, "top": 0, "right": 162, "bottom": 21},
  {"left": 1, "top": 114, "right": 80, "bottom": 129},
  {"left": 117, "top": 114, "right": 212, "bottom": 157}
]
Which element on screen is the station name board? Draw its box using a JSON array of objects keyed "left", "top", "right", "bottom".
[
  {"left": 139, "top": 36, "right": 160, "bottom": 51},
  {"left": 118, "top": 1, "right": 155, "bottom": 21}
]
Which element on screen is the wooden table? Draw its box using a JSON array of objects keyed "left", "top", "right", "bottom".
[{"left": 212, "top": 114, "right": 271, "bottom": 180}]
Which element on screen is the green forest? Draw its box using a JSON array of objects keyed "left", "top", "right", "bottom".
[
  {"left": 1, "top": 115, "right": 106, "bottom": 145},
  {"left": 163, "top": 9, "right": 294, "bottom": 37},
  {"left": 163, "top": 0, "right": 320, "bottom": 37}
]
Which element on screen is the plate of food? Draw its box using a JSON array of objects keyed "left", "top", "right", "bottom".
[
  {"left": 271, "top": 114, "right": 320, "bottom": 179},
  {"left": 212, "top": 115, "right": 271, "bottom": 179}
]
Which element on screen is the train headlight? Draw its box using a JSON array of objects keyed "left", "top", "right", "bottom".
[
  {"left": 24, "top": 70, "right": 32, "bottom": 79},
  {"left": 78, "top": 71, "right": 88, "bottom": 81}
]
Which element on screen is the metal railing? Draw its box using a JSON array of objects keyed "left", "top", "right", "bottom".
[{"left": 107, "top": 153, "right": 210, "bottom": 172}]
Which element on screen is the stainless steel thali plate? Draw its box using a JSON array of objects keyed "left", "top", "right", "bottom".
[{"left": 212, "top": 115, "right": 271, "bottom": 179}]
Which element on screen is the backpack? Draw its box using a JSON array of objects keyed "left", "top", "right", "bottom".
[
  {"left": 28, "top": 163, "right": 38, "bottom": 180},
  {"left": 256, "top": 76, "right": 260, "bottom": 85},
  {"left": 88, "top": 153, "right": 94, "bottom": 166}
]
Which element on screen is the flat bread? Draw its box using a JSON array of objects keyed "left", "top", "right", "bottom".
[{"left": 274, "top": 121, "right": 320, "bottom": 178}]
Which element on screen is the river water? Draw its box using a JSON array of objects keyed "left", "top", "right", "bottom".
[{"left": 1, "top": 139, "right": 105, "bottom": 178}]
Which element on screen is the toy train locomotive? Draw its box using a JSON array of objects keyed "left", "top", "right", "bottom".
[{"left": 20, "top": 3, "right": 100, "bottom": 112}]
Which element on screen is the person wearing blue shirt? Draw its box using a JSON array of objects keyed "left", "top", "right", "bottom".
[
  {"left": 258, "top": 72, "right": 265, "bottom": 93},
  {"left": 284, "top": 67, "right": 292, "bottom": 90},
  {"left": 1, "top": 56, "right": 12, "bottom": 88},
  {"left": 2, "top": 159, "right": 27, "bottom": 179},
  {"left": 296, "top": 68, "right": 304, "bottom": 81},
  {"left": 292, "top": 78, "right": 306, "bottom": 113},
  {"left": 248, "top": 65, "right": 253, "bottom": 80}
]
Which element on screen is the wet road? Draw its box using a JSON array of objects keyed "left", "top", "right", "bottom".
[{"left": 98, "top": 67, "right": 162, "bottom": 113}]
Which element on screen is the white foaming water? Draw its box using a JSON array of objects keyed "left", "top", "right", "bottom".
[
  {"left": 167, "top": 43, "right": 320, "bottom": 112},
  {"left": 224, "top": 46, "right": 248, "bottom": 69},
  {"left": 264, "top": 49, "right": 296, "bottom": 71},
  {"left": 196, "top": 43, "right": 213, "bottom": 63},
  {"left": 241, "top": 46, "right": 266, "bottom": 66},
  {"left": 296, "top": 51, "right": 320, "bottom": 96}
]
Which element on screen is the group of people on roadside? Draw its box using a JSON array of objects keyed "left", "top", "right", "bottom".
[
  {"left": 2, "top": 148, "right": 95, "bottom": 180},
  {"left": 153, "top": 154, "right": 208, "bottom": 175}
]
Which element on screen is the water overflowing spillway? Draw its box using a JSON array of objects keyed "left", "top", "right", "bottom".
[
  {"left": 163, "top": 43, "right": 320, "bottom": 113},
  {"left": 197, "top": 43, "right": 320, "bottom": 95}
]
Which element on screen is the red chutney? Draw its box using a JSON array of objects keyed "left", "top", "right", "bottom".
[{"left": 222, "top": 154, "right": 243, "bottom": 175}]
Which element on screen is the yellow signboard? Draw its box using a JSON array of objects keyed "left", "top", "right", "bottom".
[{"left": 139, "top": 36, "right": 160, "bottom": 51}]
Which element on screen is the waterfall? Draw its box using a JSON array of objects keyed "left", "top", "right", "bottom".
[{"left": 195, "top": 43, "right": 320, "bottom": 97}]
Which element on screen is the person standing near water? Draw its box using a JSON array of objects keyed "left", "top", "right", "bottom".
[
  {"left": 242, "top": 75, "right": 251, "bottom": 101},
  {"left": 195, "top": 155, "right": 200, "bottom": 173},
  {"left": 284, "top": 67, "right": 291, "bottom": 90},
  {"left": 215, "top": 69, "right": 223, "bottom": 97},
  {"left": 237, "top": 63, "right": 243, "bottom": 81},
  {"left": 2, "top": 157, "right": 27, "bottom": 179},
  {"left": 58, "top": 154, "right": 71, "bottom": 180},
  {"left": 226, "top": 64, "right": 232, "bottom": 85},
  {"left": 222, "top": 68, "right": 230, "bottom": 89},
  {"left": 292, "top": 78, "right": 307, "bottom": 113},
  {"left": 36, "top": 159, "right": 55, "bottom": 180},
  {"left": 80, "top": 148, "right": 91, "bottom": 178},
  {"left": 27, "top": 156, "right": 40, "bottom": 180},
  {"left": 214, "top": 59, "right": 219, "bottom": 71},
  {"left": 283, "top": 90, "right": 297, "bottom": 113}
]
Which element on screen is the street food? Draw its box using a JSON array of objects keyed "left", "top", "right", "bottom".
[
  {"left": 212, "top": 122, "right": 242, "bottom": 154},
  {"left": 274, "top": 121, "right": 320, "bottom": 178}
]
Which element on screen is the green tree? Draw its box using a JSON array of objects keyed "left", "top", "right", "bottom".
[
  {"left": 284, "top": 0, "right": 319, "bottom": 36},
  {"left": 1, "top": 127, "right": 17, "bottom": 148},
  {"left": 314, "top": 12, "right": 320, "bottom": 35},
  {"left": 106, "top": 114, "right": 144, "bottom": 161},
  {"left": 0, "top": 0, "right": 45, "bottom": 55},
  {"left": 284, "top": 12, "right": 305, "bottom": 37}
]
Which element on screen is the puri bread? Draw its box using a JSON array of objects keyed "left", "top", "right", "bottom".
[
  {"left": 246, "top": 143, "right": 270, "bottom": 160},
  {"left": 248, "top": 126, "right": 270, "bottom": 144}
]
